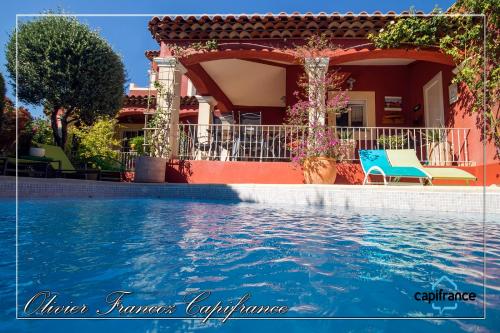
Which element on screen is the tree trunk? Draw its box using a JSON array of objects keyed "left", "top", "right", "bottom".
[
  {"left": 50, "top": 108, "right": 62, "bottom": 147},
  {"left": 60, "top": 116, "right": 68, "bottom": 149}
]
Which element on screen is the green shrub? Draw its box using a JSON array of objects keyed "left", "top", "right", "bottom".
[
  {"left": 30, "top": 117, "right": 54, "bottom": 145},
  {"left": 73, "top": 117, "right": 120, "bottom": 169},
  {"left": 129, "top": 135, "right": 144, "bottom": 155},
  {"left": 377, "top": 135, "right": 407, "bottom": 149}
]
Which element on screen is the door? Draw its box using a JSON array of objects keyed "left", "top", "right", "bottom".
[{"left": 423, "top": 71, "right": 445, "bottom": 127}]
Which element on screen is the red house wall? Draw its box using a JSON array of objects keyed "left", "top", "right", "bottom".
[
  {"left": 334, "top": 65, "right": 412, "bottom": 126},
  {"left": 405, "top": 61, "right": 499, "bottom": 183},
  {"left": 406, "top": 61, "right": 454, "bottom": 127}
]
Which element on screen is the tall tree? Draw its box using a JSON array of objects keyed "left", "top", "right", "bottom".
[
  {"left": 6, "top": 15, "right": 126, "bottom": 147},
  {"left": 0, "top": 72, "right": 5, "bottom": 135}
]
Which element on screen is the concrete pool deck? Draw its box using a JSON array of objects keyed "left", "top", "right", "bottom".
[{"left": 1, "top": 176, "right": 499, "bottom": 214}]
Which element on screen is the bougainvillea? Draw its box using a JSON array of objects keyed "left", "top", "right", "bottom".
[
  {"left": 285, "top": 35, "right": 350, "bottom": 165},
  {"left": 369, "top": 2, "right": 499, "bottom": 156}
]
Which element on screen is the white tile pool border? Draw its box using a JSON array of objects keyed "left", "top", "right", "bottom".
[
  {"left": 3, "top": 177, "right": 500, "bottom": 215},
  {"left": 12, "top": 12, "right": 491, "bottom": 322}
]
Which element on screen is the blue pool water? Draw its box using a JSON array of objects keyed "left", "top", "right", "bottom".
[{"left": 0, "top": 198, "right": 499, "bottom": 332}]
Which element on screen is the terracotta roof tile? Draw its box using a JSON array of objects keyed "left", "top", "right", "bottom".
[
  {"left": 148, "top": 12, "right": 425, "bottom": 42},
  {"left": 145, "top": 50, "right": 160, "bottom": 60},
  {"left": 122, "top": 95, "right": 198, "bottom": 109}
]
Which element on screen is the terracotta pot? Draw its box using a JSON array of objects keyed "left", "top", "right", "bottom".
[
  {"left": 134, "top": 156, "right": 167, "bottom": 183},
  {"left": 303, "top": 157, "right": 337, "bottom": 184}
]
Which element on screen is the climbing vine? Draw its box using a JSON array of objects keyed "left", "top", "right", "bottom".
[{"left": 369, "top": 1, "right": 499, "bottom": 156}]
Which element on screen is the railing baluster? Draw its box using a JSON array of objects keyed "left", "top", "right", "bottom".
[{"left": 142, "top": 124, "right": 471, "bottom": 167}]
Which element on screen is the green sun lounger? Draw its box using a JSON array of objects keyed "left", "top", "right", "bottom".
[
  {"left": 386, "top": 149, "right": 477, "bottom": 184},
  {"left": 36, "top": 144, "right": 101, "bottom": 179},
  {"left": 359, "top": 150, "right": 431, "bottom": 185}
]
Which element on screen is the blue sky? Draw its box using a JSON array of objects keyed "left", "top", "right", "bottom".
[{"left": 0, "top": 0, "right": 456, "bottom": 117}]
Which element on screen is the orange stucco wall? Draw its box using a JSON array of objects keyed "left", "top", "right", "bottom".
[
  {"left": 166, "top": 160, "right": 304, "bottom": 184},
  {"left": 161, "top": 160, "right": 498, "bottom": 186}
]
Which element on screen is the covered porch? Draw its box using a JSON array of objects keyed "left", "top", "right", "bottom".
[
  {"left": 138, "top": 48, "right": 472, "bottom": 167},
  {"left": 118, "top": 13, "right": 490, "bottom": 184}
]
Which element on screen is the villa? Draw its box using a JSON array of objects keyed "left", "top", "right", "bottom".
[{"left": 116, "top": 12, "right": 499, "bottom": 185}]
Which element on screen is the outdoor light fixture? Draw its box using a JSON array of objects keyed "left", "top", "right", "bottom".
[{"left": 347, "top": 77, "right": 356, "bottom": 90}]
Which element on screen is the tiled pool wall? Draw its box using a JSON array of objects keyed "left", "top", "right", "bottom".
[{"left": 1, "top": 177, "right": 499, "bottom": 214}]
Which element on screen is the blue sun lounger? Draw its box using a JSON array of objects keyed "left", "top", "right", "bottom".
[{"left": 359, "top": 150, "right": 431, "bottom": 185}]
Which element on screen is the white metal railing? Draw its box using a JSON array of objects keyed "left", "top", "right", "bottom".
[
  {"left": 175, "top": 124, "right": 472, "bottom": 165},
  {"left": 178, "top": 124, "right": 306, "bottom": 162},
  {"left": 120, "top": 151, "right": 139, "bottom": 171}
]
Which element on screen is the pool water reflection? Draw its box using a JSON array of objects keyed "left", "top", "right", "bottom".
[{"left": 0, "top": 198, "right": 499, "bottom": 332}]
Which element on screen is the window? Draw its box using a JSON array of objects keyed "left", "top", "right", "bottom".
[{"left": 336, "top": 101, "right": 366, "bottom": 127}]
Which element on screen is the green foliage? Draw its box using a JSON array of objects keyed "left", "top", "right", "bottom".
[
  {"left": 72, "top": 117, "right": 120, "bottom": 169},
  {"left": 129, "top": 135, "right": 144, "bottom": 154},
  {"left": 5, "top": 14, "right": 126, "bottom": 147},
  {"left": 377, "top": 135, "right": 407, "bottom": 149},
  {"left": 190, "top": 40, "right": 218, "bottom": 51},
  {"left": 0, "top": 73, "right": 5, "bottom": 134},
  {"left": 29, "top": 117, "right": 54, "bottom": 145},
  {"left": 0, "top": 99, "right": 32, "bottom": 155},
  {"left": 369, "top": 8, "right": 446, "bottom": 49},
  {"left": 369, "top": 1, "right": 500, "bottom": 155}
]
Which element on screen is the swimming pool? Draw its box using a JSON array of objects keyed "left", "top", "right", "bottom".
[{"left": 1, "top": 198, "right": 499, "bottom": 332}]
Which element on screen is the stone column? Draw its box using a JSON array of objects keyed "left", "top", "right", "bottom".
[
  {"left": 154, "top": 57, "right": 186, "bottom": 159},
  {"left": 305, "top": 57, "right": 329, "bottom": 126},
  {"left": 195, "top": 95, "right": 217, "bottom": 160}
]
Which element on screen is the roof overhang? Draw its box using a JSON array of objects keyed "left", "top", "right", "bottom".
[{"left": 148, "top": 12, "right": 426, "bottom": 42}]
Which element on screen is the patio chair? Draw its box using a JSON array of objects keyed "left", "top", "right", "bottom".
[
  {"left": 386, "top": 149, "right": 477, "bottom": 184},
  {"left": 359, "top": 150, "right": 431, "bottom": 185},
  {"left": 36, "top": 144, "right": 101, "bottom": 180},
  {"left": 211, "top": 114, "right": 235, "bottom": 160},
  {"left": 237, "top": 112, "right": 262, "bottom": 160}
]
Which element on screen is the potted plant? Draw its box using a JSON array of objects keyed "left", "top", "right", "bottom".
[
  {"left": 297, "top": 126, "right": 346, "bottom": 184},
  {"left": 134, "top": 43, "right": 219, "bottom": 182},
  {"left": 28, "top": 117, "right": 55, "bottom": 157},
  {"left": 376, "top": 134, "right": 407, "bottom": 149},
  {"left": 285, "top": 35, "right": 350, "bottom": 184},
  {"left": 425, "top": 128, "right": 452, "bottom": 166},
  {"left": 134, "top": 78, "right": 173, "bottom": 182}
]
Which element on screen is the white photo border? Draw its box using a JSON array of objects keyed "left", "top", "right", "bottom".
[{"left": 15, "top": 12, "right": 488, "bottom": 321}]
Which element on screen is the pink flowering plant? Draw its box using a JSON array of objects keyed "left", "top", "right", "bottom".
[{"left": 286, "top": 35, "right": 350, "bottom": 165}]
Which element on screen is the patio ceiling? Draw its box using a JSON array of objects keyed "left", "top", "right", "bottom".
[{"left": 200, "top": 59, "right": 286, "bottom": 107}]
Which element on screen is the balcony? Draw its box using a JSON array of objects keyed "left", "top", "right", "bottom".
[
  {"left": 121, "top": 124, "right": 472, "bottom": 171},
  {"left": 167, "top": 124, "right": 471, "bottom": 164}
]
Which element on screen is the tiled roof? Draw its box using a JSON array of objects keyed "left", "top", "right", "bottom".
[
  {"left": 145, "top": 50, "right": 160, "bottom": 60},
  {"left": 122, "top": 95, "right": 198, "bottom": 108},
  {"left": 180, "top": 96, "right": 199, "bottom": 107},
  {"left": 123, "top": 95, "right": 156, "bottom": 108},
  {"left": 148, "top": 11, "right": 425, "bottom": 41}
]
